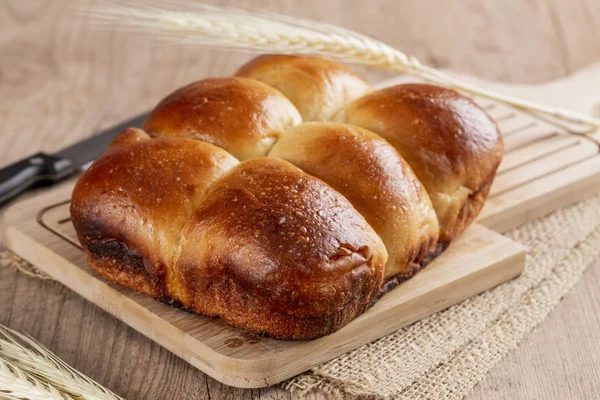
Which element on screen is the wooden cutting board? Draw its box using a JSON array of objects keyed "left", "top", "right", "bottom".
[
  {"left": 3, "top": 65, "right": 600, "bottom": 388},
  {"left": 3, "top": 188, "right": 525, "bottom": 388}
]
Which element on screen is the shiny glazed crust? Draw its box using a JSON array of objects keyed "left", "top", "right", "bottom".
[
  {"left": 269, "top": 122, "right": 439, "bottom": 280},
  {"left": 174, "top": 158, "right": 386, "bottom": 339},
  {"left": 337, "top": 83, "right": 504, "bottom": 242},
  {"left": 142, "top": 77, "right": 301, "bottom": 160},
  {"left": 70, "top": 128, "right": 239, "bottom": 299},
  {"left": 71, "top": 56, "right": 503, "bottom": 339},
  {"left": 72, "top": 140, "right": 386, "bottom": 339},
  {"left": 236, "top": 55, "right": 372, "bottom": 121}
]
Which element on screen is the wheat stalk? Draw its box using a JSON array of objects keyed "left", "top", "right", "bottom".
[
  {"left": 0, "top": 360, "right": 72, "bottom": 400},
  {"left": 0, "top": 325, "right": 123, "bottom": 400},
  {"left": 83, "top": 0, "right": 600, "bottom": 129}
]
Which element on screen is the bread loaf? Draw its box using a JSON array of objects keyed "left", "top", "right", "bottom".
[{"left": 71, "top": 55, "right": 503, "bottom": 339}]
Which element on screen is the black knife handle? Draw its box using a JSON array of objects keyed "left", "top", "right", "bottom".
[{"left": 0, "top": 152, "right": 74, "bottom": 207}]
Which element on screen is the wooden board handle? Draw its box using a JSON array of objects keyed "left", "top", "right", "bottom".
[
  {"left": 443, "top": 62, "right": 600, "bottom": 133},
  {"left": 379, "top": 62, "right": 600, "bottom": 133},
  {"left": 533, "top": 62, "right": 600, "bottom": 117}
]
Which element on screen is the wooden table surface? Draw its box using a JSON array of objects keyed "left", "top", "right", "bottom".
[{"left": 1, "top": 1, "right": 599, "bottom": 399}]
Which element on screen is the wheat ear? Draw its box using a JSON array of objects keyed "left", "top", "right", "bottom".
[
  {"left": 0, "top": 324, "right": 123, "bottom": 400},
  {"left": 0, "top": 359, "right": 71, "bottom": 400},
  {"left": 84, "top": 0, "right": 600, "bottom": 129}
]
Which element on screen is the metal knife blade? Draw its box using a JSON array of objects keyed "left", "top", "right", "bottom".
[
  {"left": 0, "top": 112, "right": 149, "bottom": 207},
  {"left": 55, "top": 113, "right": 149, "bottom": 170}
]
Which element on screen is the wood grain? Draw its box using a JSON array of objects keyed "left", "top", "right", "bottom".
[{"left": 1, "top": 0, "right": 600, "bottom": 399}]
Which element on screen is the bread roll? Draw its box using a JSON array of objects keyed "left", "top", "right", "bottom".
[
  {"left": 142, "top": 77, "right": 301, "bottom": 160},
  {"left": 336, "top": 84, "right": 503, "bottom": 242},
  {"left": 71, "top": 56, "right": 504, "bottom": 339},
  {"left": 269, "top": 122, "right": 439, "bottom": 281},
  {"left": 70, "top": 128, "right": 239, "bottom": 299},
  {"left": 236, "top": 55, "right": 372, "bottom": 121},
  {"left": 173, "top": 157, "right": 387, "bottom": 339}
]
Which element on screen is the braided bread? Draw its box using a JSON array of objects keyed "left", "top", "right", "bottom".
[{"left": 71, "top": 55, "right": 503, "bottom": 339}]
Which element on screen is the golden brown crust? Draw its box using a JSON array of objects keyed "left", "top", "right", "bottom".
[
  {"left": 71, "top": 59, "right": 503, "bottom": 340},
  {"left": 269, "top": 122, "right": 439, "bottom": 280},
  {"left": 178, "top": 275, "right": 378, "bottom": 340},
  {"left": 236, "top": 55, "right": 372, "bottom": 121},
  {"left": 70, "top": 128, "right": 239, "bottom": 300},
  {"left": 337, "top": 83, "right": 503, "bottom": 242},
  {"left": 173, "top": 157, "right": 387, "bottom": 339},
  {"left": 142, "top": 77, "right": 301, "bottom": 160}
]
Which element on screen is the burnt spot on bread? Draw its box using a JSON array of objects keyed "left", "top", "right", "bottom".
[
  {"left": 419, "top": 240, "right": 449, "bottom": 267},
  {"left": 84, "top": 236, "right": 167, "bottom": 300},
  {"left": 88, "top": 239, "right": 149, "bottom": 276},
  {"left": 372, "top": 265, "right": 419, "bottom": 304},
  {"left": 398, "top": 232, "right": 439, "bottom": 271},
  {"left": 414, "top": 234, "right": 439, "bottom": 265},
  {"left": 372, "top": 240, "right": 449, "bottom": 304}
]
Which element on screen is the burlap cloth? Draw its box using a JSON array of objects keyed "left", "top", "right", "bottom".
[{"left": 2, "top": 194, "right": 600, "bottom": 399}]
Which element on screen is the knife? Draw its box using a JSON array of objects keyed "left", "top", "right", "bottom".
[{"left": 0, "top": 113, "right": 149, "bottom": 207}]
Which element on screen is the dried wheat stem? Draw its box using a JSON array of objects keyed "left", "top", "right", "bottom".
[
  {"left": 0, "top": 359, "right": 71, "bottom": 400},
  {"left": 85, "top": 1, "right": 600, "bottom": 129},
  {"left": 0, "top": 325, "right": 123, "bottom": 400}
]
